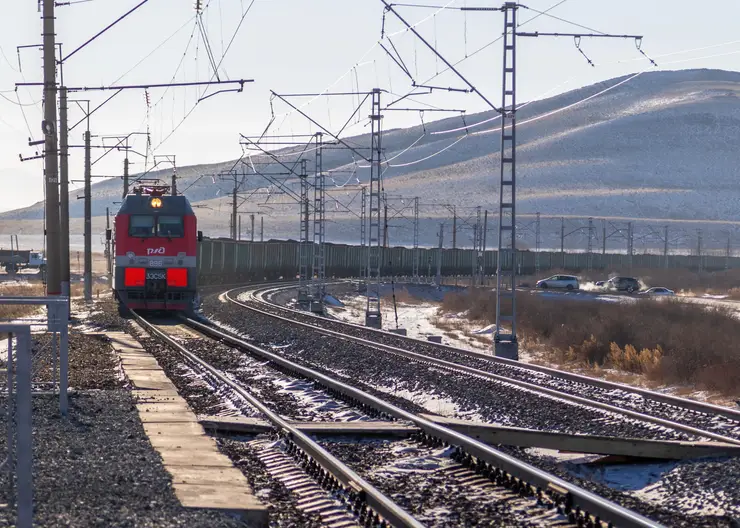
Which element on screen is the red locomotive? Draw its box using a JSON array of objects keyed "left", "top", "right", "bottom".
[{"left": 113, "top": 183, "right": 201, "bottom": 314}]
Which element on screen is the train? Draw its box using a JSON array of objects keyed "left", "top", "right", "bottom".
[{"left": 113, "top": 183, "right": 202, "bottom": 315}]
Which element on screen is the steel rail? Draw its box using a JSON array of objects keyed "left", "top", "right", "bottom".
[
  {"left": 131, "top": 311, "right": 425, "bottom": 528},
  {"left": 230, "top": 286, "right": 740, "bottom": 447},
  {"left": 251, "top": 282, "right": 740, "bottom": 424},
  {"left": 187, "top": 311, "right": 662, "bottom": 528}
]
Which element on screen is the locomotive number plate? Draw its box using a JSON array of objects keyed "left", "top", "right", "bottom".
[
  {"left": 149, "top": 259, "right": 163, "bottom": 267},
  {"left": 146, "top": 271, "right": 166, "bottom": 280}
]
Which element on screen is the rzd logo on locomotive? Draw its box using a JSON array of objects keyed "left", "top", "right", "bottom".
[{"left": 147, "top": 247, "right": 166, "bottom": 255}]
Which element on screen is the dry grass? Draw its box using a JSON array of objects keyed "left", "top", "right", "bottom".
[
  {"left": 0, "top": 283, "right": 46, "bottom": 320},
  {"left": 382, "top": 286, "right": 428, "bottom": 305},
  {"left": 441, "top": 288, "right": 740, "bottom": 396}
]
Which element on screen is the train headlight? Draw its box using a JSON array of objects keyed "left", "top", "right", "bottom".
[{"left": 150, "top": 197, "right": 163, "bottom": 208}]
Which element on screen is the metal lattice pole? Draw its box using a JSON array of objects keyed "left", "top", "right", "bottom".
[
  {"left": 298, "top": 159, "right": 310, "bottom": 306},
  {"left": 365, "top": 89, "right": 383, "bottom": 328},
  {"left": 494, "top": 3, "right": 518, "bottom": 359},
  {"left": 412, "top": 197, "right": 420, "bottom": 283},
  {"left": 311, "top": 133, "right": 326, "bottom": 312}
]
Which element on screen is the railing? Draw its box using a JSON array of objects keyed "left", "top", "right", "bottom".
[
  {"left": 0, "top": 297, "right": 69, "bottom": 415},
  {"left": 0, "top": 297, "right": 70, "bottom": 528},
  {"left": 2, "top": 324, "right": 33, "bottom": 528}
]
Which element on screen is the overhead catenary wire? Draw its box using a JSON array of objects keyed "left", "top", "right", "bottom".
[{"left": 152, "top": 0, "right": 256, "bottom": 152}]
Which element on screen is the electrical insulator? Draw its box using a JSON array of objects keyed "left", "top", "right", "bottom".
[{"left": 194, "top": 0, "right": 202, "bottom": 13}]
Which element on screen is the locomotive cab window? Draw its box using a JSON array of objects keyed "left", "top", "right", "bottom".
[
  {"left": 157, "top": 216, "right": 184, "bottom": 238},
  {"left": 129, "top": 215, "right": 155, "bottom": 237}
]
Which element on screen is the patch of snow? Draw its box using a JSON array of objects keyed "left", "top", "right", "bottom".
[{"left": 323, "top": 295, "right": 344, "bottom": 307}]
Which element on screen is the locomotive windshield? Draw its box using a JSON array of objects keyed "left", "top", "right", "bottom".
[
  {"left": 130, "top": 215, "right": 155, "bottom": 237},
  {"left": 129, "top": 215, "right": 183, "bottom": 237},
  {"left": 157, "top": 216, "right": 184, "bottom": 238}
]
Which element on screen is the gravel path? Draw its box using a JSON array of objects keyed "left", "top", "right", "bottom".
[
  {"left": 0, "top": 300, "right": 253, "bottom": 527},
  {"left": 0, "top": 392, "right": 246, "bottom": 528}
]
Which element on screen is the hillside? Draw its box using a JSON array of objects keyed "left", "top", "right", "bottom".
[{"left": 3, "top": 69, "right": 740, "bottom": 251}]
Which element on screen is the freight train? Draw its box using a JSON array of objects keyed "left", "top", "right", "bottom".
[{"left": 113, "top": 184, "right": 201, "bottom": 315}]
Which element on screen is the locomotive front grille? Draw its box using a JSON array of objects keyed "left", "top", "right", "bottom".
[{"left": 145, "top": 269, "right": 167, "bottom": 300}]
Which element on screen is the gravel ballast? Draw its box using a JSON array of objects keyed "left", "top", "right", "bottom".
[
  {"left": 0, "top": 392, "right": 245, "bottom": 527},
  {"left": 204, "top": 289, "right": 740, "bottom": 527},
  {"left": 263, "top": 284, "right": 740, "bottom": 441}
]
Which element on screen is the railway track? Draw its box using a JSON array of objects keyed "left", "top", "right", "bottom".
[
  {"left": 131, "top": 307, "right": 662, "bottom": 528},
  {"left": 232, "top": 282, "right": 740, "bottom": 447}
]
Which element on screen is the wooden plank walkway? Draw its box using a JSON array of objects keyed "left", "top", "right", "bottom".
[{"left": 107, "top": 332, "right": 268, "bottom": 526}]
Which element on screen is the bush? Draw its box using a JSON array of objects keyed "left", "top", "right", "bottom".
[{"left": 441, "top": 289, "right": 740, "bottom": 396}]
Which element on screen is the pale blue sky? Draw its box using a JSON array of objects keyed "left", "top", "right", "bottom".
[{"left": 1, "top": 0, "right": 740, "bottom": 212}]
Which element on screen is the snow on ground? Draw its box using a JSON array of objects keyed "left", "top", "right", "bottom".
[{"left": 326, "top": 296, "right": 493, "bottom": 354}]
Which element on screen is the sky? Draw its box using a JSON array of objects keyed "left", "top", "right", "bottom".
[{"left": 1, "top": 0, "right": 740, "bottom": 213}]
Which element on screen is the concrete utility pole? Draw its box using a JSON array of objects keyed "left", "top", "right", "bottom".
[
  {"left": 412, "top": 197, "right": 419, "bottom": 282},
  {"left": 105, "top": 208, "right": 112, "bottom": 288},
  {"left": 436, "top": 223, "right": 444, "bottom": 288},
  {"left": 535, "top": 212, "right": 541, "bottom": 276},
  {"left": 560, "top": 217, "right": 565, "bottom": 267},
  {"left": 452, "top": 207, "right": 457, "bottom": 249},
  {"left": 43, "top": 0, "right": 61, "bottom": 296},
  {"left": 83, "top": 130, "right": 92, "bottom": 302},
  {"left": 697, "top": 229, "right": 703, "bottom": 273},
  {"left": 383, "top": 201, "right": 389, "bottom": 248},
  {"left": 663, "top": 225, "right": 669, "bottom": 268},
  {"left": 602, "top": 220, "right": 607, "bottom": 255},
  {"left": 59, "top": 87, "right": 70, "bottom": 302},
  {"left": 587, "top": 217, "right": 594, "bottom": 271},
  {"left": 123, "top": 156, "right": 129, "bottom": 198},
  {"left": 238, "top": 215, "right": 242, "bottom": 241},
  {"left": 250, "top": 214, "right": 255, "bottom": 242},
  {"left": 483, "top": 210, "right": 488, "bottom": 252},
  {"left": 260, "top": 217, "right": 263, "bottom": 242},
  {"left": 360, "top": 186, "right": 367, "bottom": 283},
  {"left": 231, "top": 182, "right": 238, "bottom": 240},
  {"left": 726, "top": 233, "right": 731, "bottom": 270}
]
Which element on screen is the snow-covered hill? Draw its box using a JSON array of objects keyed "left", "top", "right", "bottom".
[{"left": 4, "top": 69, "right": 740, "bottom": 251}]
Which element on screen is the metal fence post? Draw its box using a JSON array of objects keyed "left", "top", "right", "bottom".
[
  {"left": 16, "top": 327, "right": 32, "bottom": 528},
  {"left": 6, "top": 335, "right": 13, "bottom": 490},
  {"left": 58, "top": 300, "right": 69, "bottom": 416}
]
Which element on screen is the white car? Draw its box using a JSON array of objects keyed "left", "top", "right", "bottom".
[
  {"left": 641, "top": 287, "right": 675, "bottom": 297},
  {"left": 536, "top": 275, "right": 579, "bottom": 291}
]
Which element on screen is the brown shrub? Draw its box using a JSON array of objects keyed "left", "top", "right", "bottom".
[{"left": 441, "top": 289, "right": 740, "bottom": 396}]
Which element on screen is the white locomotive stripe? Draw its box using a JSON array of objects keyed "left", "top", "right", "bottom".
[{"left": 114, "top": 256, "right": 197, "bottom": 268}]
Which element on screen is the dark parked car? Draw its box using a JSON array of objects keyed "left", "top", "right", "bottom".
[{"left": 607, "top": 276, "right": 641, "bottom": 293}]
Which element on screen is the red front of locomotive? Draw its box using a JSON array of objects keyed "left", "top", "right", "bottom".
[{"left": 114, "top": 186, "right": 198, "bottom": 312}]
